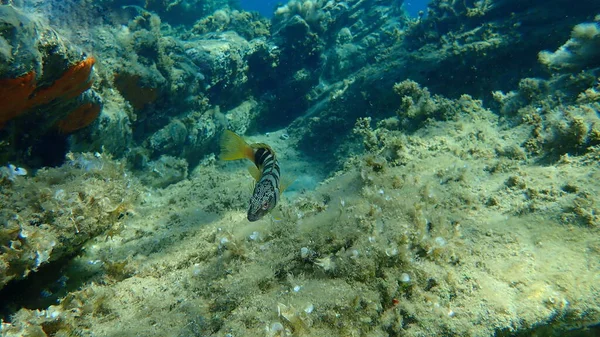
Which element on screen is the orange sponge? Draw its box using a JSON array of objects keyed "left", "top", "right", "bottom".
[
  {"left": 0, "top": 56, "right": 97, "bottom": 129},
  {"left": 0, "top": 71, "right": 37, "bottom": 128},
  {"left": 56, "top": 102, "right": 101, "bottom": 134},
  {"left": 30, "top": 56, "right": 96, "bottom": 106}
]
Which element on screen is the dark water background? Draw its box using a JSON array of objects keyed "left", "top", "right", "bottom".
[{"left": 239, "top": 0, "right": 431, "bottom": 17}]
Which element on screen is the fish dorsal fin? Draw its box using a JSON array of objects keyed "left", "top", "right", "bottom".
[
  {"left": 220, "top": 130, "right": 254, "bottom": 162},
  {"left": 247, "top": 164, "right": 262, "bottom": 181}
]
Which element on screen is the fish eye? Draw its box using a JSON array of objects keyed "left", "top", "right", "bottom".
[{"left": 262, "top": 202, "right": 269, "bottom": 210}]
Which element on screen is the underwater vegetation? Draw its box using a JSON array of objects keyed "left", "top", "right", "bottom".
[
  {"left": 0, "top": 153, "right": 138, "bottom": 290},
  {"left": 0, "top": 0, "right": 599, "bottom": 336}
]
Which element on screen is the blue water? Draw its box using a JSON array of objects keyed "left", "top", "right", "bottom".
[
  {"left": 238, "top": 0, "right": 279, "bottom": 17},
  {"left": 403, "top": 0, "right": 431, "bottom": 17},
  {"left": 239, "top": 0, "right": 431, "bottom": 18}
]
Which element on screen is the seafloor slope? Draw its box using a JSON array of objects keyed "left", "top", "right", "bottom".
[{"left": 3, "top": 81, "right": 600, "bottom": 337}]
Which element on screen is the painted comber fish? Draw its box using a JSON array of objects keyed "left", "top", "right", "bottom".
[{"left": 220, "top": 130, "right": 288, "bottom": 221}]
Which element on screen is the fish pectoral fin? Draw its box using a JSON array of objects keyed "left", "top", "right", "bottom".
[
  {"left": 279, "top": 175, "right": 296, "bottom": 193},
  {"left": 247, "top": 164, "right": 262, "bottom": 181},
  {"left": 269, "top": 206, "right": 284, "bottom": 222},
  {"left": 248, "top": 180, "right": 255, "bottom": 194}
]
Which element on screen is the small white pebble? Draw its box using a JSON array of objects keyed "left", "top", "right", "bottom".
[
  {"left": 400, "top": 273, "right": 410, "bottom": 283},
  {"left": 293, "top": 285, "right": 301, "bottom": 292},
  {"left": 434, "top": 237, "right": 446, "bottom": 246},
  {"left": 54, "top": 189, "right": 66, "bottom": 200},
  {"left": 385, "top": 247, "right": 398, "bottom": 257},
  {"left": 8, "top": 164, "right": 27, "bottom": 177},
  {"left": 249, "top": 231, "right": 260, "bottom": 241},
  {"left": 270, "top": 322, "right": 284, "bottom": 332},
  {"left": 304, "top": 304, "right": 314, "bottom": 314},
  {"left": 18, "top": 228, "right": 29, "bottom": 239},
  {"left": 300, "top": 247, "right": 310, "bottom": 258}
]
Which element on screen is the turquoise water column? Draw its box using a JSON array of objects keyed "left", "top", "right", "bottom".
[
  {"left": 404, "top": 0, "right": 431, "bottom": 17},
  {"left": 239, "top": 0, "right": 431, "bottom": 18}
]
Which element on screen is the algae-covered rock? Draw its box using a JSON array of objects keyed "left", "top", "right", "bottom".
[
  {"left": 247, "top": 0, "right": 406, "bottom": 132},
  {"left": 192, "top": 8, "right": 270, "bottom": 40},
  {"left": 68, "top": 86, "right": 134, "bottom": 156},
  {"left": 283, "top": 0, "right": 600, "bottom": 169},
  {"left": 0, "top": 6, "right": 41, "bottom": 77},
  {"left": 223, "top": 99, "right": 259, "bottom": 135},
  {"left": 132, "top": 0, "right": 234, "bottom": 26},
  {"left": 490, "top": 20, "right": 600, "bottom": 159},
  {"left": 184, "top": 31, "right": 253, "bottom": 101},
  {"left": 139, "top": 155, "right": 188, "bottom": 188},
  {"left": 0, "top": 153, "right": 139, "bottom": 290},
  {"left": 0, "top": 6, "right": 103, "bottom": 168},
  {"left": 4, "top": 98, "right": 598, "bottom": 335},
  {"left": 148, "top": 119, "right": 189, "bottom": 156},
  {"left": 403, "top": 0, "right": 600, "bottom": 97},
  {"left": 539, "top": 21, "right": 600, "bottom": 72}
]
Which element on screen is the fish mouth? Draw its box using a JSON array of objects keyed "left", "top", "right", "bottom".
[{"left": 247, "top": 213, "right": 261, "bottom": 222}]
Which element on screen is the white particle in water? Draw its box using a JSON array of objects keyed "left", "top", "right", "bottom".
[
  {"left": 249, "top": 231, "right": 260, "bottom": 241},
  {"left": 271, "top": 322, "right": 284, "bottom": 332},
  {"left": 434, "top": 237, "right": 446, "bottom": 246},
  {"left": 192, "top": 263, "right": 201, "bottom": 276},
  {"left": 300, "top": 247, "right": 310, "bottom": 258}
]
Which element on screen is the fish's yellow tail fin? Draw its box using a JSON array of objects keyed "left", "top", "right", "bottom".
[{"left": 220, "top": 130, "right": 254, "bottom": 161}]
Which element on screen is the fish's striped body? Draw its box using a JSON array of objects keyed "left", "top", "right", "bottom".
[{"left": 220, "top": 130, "right": 282, "bottom": 221}]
